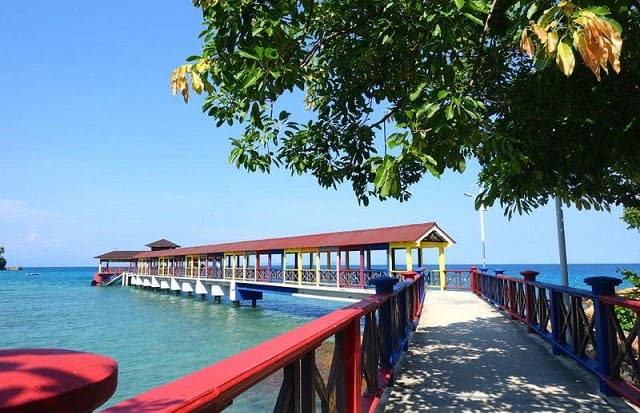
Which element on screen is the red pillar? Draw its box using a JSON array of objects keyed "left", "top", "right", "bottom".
[
  {"left": 343, "top": 318, "right": 362, "bottom": 413},
  {"left": 521, "top": 270, "right": 539, "bottom": 333}
]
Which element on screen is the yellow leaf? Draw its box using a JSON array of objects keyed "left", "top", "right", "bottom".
[
  {"left": 556, "top": 41, "right": 575, "bottom": 77},
  {"left": 171, "top": 68, "right": 179, "bottom": 96},
  {"left": 584, "top": 24, "right": 607, "bottom": 80},
  {"left": 520, "top": 29, "right": 535, "bottom": 57},
  {"left": 190, "top": 71, "right": 204, "bottom": 94},
  {"left": 531, "top": 22, "right": 548, "bottom": 43},
  {"left": 593, "top": 18, "right": 622, "bottom": 54},
  {"left": 546, "top": 31, "right": 558, "bottom": 54},
  {"left": 573, "top": 32, "right": 600, "bottom": 80},
  {"left": 171, "top": 65, "right": 191, "bottom": 103},
  {"left": 604, "top": 41, "right": 621, "bottom": 74}
]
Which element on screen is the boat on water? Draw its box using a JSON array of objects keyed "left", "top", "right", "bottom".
[
  {"left": 26, "top": 273, "right": 39, "bottom": 276},
  {"left": 7, "top": 266, "right": 22, "bottom": 271}
]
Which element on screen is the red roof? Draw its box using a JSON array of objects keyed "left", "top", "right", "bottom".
[
  {"left": 145, "top": 239, "right": 180, "bottom": 248},
  {"left": 133, "top": 222, "right": 454, "bottom": 259},
  {"left": 94, "top": 251, "right": 143, "bottom": 260}
]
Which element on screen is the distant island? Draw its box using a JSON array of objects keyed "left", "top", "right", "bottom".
[{"left": 0, "top": 246, "right": 6, "bottom": 271}]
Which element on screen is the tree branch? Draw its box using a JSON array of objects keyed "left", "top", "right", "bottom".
[{"left": 468, "top": 0, "right": 499, "bottom": 88}]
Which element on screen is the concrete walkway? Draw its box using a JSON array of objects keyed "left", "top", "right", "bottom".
[{"left": 381, "top": 290, "right": 630, "bottom": 412}]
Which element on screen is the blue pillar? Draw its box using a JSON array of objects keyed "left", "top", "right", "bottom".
[
  {"left": 585, "top": 276, "right": 622, "bottom": 396},
  {"left": 550, "top": 289, "right": 564, "bottom": 355}
]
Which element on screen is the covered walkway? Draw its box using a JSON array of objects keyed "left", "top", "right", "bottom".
[{"left": 382, "top": 291, "right": 631, "bottom": 412}]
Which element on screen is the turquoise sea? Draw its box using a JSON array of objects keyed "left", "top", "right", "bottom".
[{"left": 1, "top": 263, "right": 639, "bottom": 410}]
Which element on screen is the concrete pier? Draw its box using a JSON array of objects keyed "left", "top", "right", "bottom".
[{"left": 382, "top": 291, "right": 631, "bottom": 412}]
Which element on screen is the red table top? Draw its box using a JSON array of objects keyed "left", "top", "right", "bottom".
[{"left": 0, "top": 348, "right": 118, "bottom": 413}]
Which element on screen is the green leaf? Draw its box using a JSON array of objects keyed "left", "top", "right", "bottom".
[
  {"left": 467, "top": 0, "right": 489, "bottom": 13},
  {"left": 586, "top": 6, "right": 610, "bottom": 16},
  {"left": 409, "top": 82, "right": 426, "bottom": 101},
  {"left": 237, "top": 50, "right": 259, "bottom": 60},
  {"left": 243, "top": 70, "right": 262, "bottom": 89},
  {"left": 526, "top": 3, "right": 537, "bottom": 19},
  {"left": 463, "top": 12, "right": 483, "bottom": 26},
  {"left": 600, "top": 16, "right": 623, "bottom": 34},
  {"left": 454, "top": 0, "right": 465, "bottom": 10}
]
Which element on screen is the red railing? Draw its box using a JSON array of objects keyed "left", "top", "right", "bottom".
[{"left": 102, "top": 273, "right": 425, "bottom": 413}]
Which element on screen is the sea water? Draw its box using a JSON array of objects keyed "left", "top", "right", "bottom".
[
  {"left": 0, "top": 267, "right": 345, "bottom": 410},
  {"left": 1, "top": 264, "right": 639, "bottom": 410}
]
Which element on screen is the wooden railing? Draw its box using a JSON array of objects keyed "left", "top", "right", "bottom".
[
  {"left": 102, "top": 273, "right": 425, "bottom": 413},
  {"left": 472, "top": 268, "right": 640, "bottom": 407},
  {"left": 129, "top": 266, "right": 476, "bottom": 290}
]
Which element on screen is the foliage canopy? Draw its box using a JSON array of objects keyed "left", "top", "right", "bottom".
[{"left": 174, "top": 0, "right": 639, "bottom": 216}]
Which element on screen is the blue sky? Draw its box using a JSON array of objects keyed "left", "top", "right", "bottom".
[{"left": 1, "top": 1, "right": 638, "bottom": 267}]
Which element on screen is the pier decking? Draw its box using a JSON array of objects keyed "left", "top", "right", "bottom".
[{"left": 383, "top": 290, "right": 622, "bottom": 412}]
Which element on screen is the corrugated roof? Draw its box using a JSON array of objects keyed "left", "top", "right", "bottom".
[
  {"left": 133, "top": 222, "right": 454, "bottom": 259},
  {"left": 94, "top": 251, "right": 143, "bottom": 260}
]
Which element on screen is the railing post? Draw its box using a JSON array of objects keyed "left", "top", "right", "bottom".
[
  {"left": 584, "top": 276, "right": 622, "bottom": 396},
  {"left": 343, "top": 318, "right": 362, "bottom": 413},
  {"left": 507, "top": 278, "right": 516, "bottom": 318},
  {"left": 494, "top": 269, "right": 504, "bottom": 307},
  {"left": 520, "top": 270, "right": 539, "bottom": 334},
  {"left": 550, "top": 289, "right": 564, "bottom": 354},
  {"left": 470, "top": 266, "right": 477, "bottom": 295},
  {"left": 480, "top": 267, "right": 488, "bottom": 298},
  {"left": 401, "top": 271, "right": 418, "bottom": 328},
  {"left": 369, "top": 277, "right": 400, "bottom": 372}
]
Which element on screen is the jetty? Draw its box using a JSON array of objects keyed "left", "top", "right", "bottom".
[
  {"left": 94, "top": 222, "right": 456, "bottom": 303},
  {"left": 85, "top": 223, "right": 640, "bottom": 411}
]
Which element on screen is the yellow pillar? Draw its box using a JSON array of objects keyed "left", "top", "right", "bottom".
[
  {"left": 243, "top": 254, "right": 247, "bottom": 280},
  {"left": 406, "top": 248, "right": 413, "bottom": 272},
  {"left": 232, "top": 254, "right": 236, "bottom": 280},
  {"left": 439, "top": 246, "right": 446, "bottom": 290},
  {"left": 388, "top": 248, "right": 393, "bottom": 274}
]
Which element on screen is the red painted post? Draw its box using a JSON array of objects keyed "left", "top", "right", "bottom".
[
  {"left": 343, "top": 318, "right": 362, "bottom": 413},
  {"left": 402, "top": 271, "right": 419, "bottom": 321},
  {"left": 508, "top": 279, "right": 516, "bottom": 319},
  {"left": 255, "top": 253, "right": 260, "bottom": 282},
  {"left": 470, "top": 266, "right": 477, "bottom": 294},
  {"left": 521, "top": 270, "right": 539, "bottom": 333}
]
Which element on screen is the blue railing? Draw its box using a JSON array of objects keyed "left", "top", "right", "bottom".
[{"left": 471, "top": 268, "right": 640, "bottom": 406}]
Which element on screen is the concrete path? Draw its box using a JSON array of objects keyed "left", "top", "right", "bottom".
[{"left": 381, "top": 290, "right": 630, "bottom": 412}]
